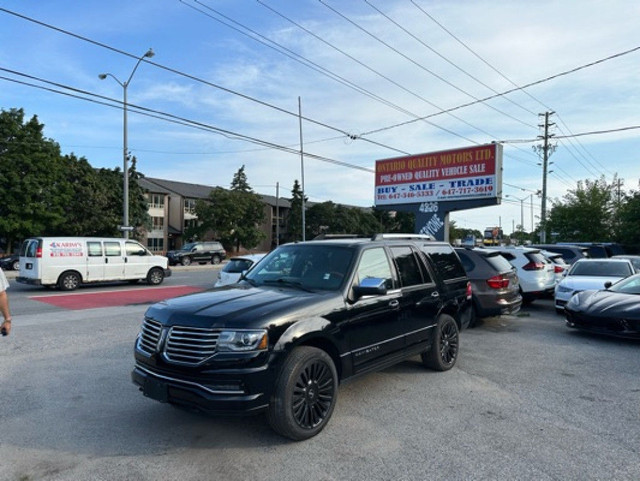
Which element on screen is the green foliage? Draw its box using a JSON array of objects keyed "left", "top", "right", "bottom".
[
  {"left": 0, "top": 107, "right": 151, "bottom": 250},
  {"left": 194, "top": 168, "right": 266, "bottom": 252},
  {"left": 305, "top": 202, "right": 383, "bottom": 238},
  {"left": 547, "top": 176, "right": 614, "bottom": 241},
  {"left": 287, "top": 179, "right": 306, "bottom": 242}
]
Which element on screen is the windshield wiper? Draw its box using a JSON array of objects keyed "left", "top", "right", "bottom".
[{"left": 264, "top": 278, "right": 315, "bottom": 292}]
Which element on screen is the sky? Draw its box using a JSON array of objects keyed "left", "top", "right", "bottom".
[{"left": 1, "top": 0, "right": 639, "bottom": 235}]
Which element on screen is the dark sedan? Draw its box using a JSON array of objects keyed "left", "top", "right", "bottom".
[
  {"left": 565, "top": 273, "right": 640, "bottom": 339},
  {"left": 0, "top": 253, "right": 19, "bottom": 271}
]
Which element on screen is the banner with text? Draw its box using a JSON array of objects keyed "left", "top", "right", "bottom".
[{"left": 375, "top": 144, "right": 502, "bottom": 206}]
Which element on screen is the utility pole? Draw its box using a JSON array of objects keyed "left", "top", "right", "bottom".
[{"left": 536, "top": 111, "right": 555, "bottom": 243}]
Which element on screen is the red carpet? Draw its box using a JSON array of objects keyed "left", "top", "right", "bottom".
[{"left": 31, "top": 285, "right": 203, "bottom": 310}]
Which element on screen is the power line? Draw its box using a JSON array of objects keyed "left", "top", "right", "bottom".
[
  {"left": 0, "top": 69, "right": 376, "bottom": 173},
  {"left": 0, "top": 6, "right": 407, "bottom": 156}
]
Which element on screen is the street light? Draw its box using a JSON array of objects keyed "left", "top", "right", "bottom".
[
  {"left": 505, "top": 194, "right": 528, "bottom": 232},
  {"left": 99, "top": 48, "right": 155, "bottom": 238}
]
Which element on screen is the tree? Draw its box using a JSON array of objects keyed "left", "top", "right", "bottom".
[
  {"left": 547, "top": 176, "right": 614, "bottom": 242},
  {"left": 615, "top": 189, "right": 640, "bottom": 251},
  {"left": 0, "top": 108, "right": 67, "bottom": 252},
  {"left": 288, "top": 179, "right": 307, "bottom": 242},
  {"left": 194, "top": 167, "right": 265, "bottom": 252}
]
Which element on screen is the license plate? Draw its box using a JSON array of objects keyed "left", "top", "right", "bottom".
[{"left": 143, "top": 377, "right": 168, "bottom": 402}]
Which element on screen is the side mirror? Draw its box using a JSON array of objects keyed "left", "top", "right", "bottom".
[
  {"left": 138, "top": 249, "right": 147, "bottom": 256},
  {"left": 604, "top": 281, "right": 612, "bottom": 289},
  {"left": 353, "top": 277, "right": 387, "bottom": 299}
]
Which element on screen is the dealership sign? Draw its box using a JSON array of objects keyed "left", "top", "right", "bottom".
[{"left": 375, "top": 144, "right": 502, "bottom": 206}]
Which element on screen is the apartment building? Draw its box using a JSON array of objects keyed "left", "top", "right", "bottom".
[{"left": 138, "top": 177, "right": 291, "bottom": 254}]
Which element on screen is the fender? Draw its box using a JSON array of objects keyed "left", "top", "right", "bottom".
[{"left": 273, "top": 316, "right": 339, "bottom": 352}]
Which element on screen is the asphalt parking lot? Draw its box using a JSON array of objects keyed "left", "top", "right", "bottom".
[{"left": 1, "top": 293, "right": 639, "bottom": 481}]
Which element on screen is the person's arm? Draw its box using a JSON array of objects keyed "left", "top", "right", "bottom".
[{"left": 0, "top": 290, "right": 12, "bottom": 336}]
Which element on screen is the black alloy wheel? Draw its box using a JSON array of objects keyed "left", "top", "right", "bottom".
[
  {"left": 181, "top": 256, "right": 192, "bottom": 266},
  {"left": 421, "top": 314, "right": 459, "bottom": 371},
  {"left": 268, "top": 346, "right": 338, "bottom": 441}
]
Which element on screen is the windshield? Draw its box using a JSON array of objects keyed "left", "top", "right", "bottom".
[
  {"left": 244, "top": 244, "right": 354, "bottom": 291},
  {"left": 609, "top": 274, "right": 640, "bottom": 294},
  {"left": 179, "top": 242, "right": 197, "bottom": 251},
  {"left": 568, "top": 261, "right": 633, "bottom": 277}
]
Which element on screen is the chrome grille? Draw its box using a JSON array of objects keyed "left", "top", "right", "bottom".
[
  {"left": 165, "top": 326, "right": 220, "bottom": 364},
  {"left": 137, "top": 318, "right": 162, "bottom": 355}
]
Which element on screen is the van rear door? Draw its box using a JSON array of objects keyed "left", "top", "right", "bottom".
[{"left": 18, "top": 238, "right": 42, "bottom": 280}]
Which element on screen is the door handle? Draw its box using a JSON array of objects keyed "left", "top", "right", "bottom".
[
  {"left": 105, "top": 258, "right": 109, "bottom": 264},
  {"left": 389, "top": 300, "right": 400, "bottom": 309}
]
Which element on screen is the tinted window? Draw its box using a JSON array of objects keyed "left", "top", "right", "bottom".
[
  {"left": 422, "top": 245, "right": 466, "bottom": 280},
  {"left": 224, "top": 259, "right": 253, "bottom": 273},
  {"left": 357, "top": 248, "right": 394, "bottom": 289},
  {"left": 390, "top": 246, "right": 424, "bottom": 287},
  {"left": 484, "top": 253, "right": 514, "bottom": 273},
  {"left": 569, "top": 261, "right": 633, "bottom": 277},
  {"left": 88, "top": 242, "right": 103, "bottom": 257},
  {"left": 609, "top": 275, "right": 640, "bottom": 294}
]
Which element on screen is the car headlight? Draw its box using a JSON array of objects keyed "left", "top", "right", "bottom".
[
  {"left": 556, "top": 285, "right": 572, "bottom": 293},
  {"left": 566, "top": 294, "right": 580, "bottom": 308},
  {"left": 217, "top": 330, "right": 268, "bottom": 352}
]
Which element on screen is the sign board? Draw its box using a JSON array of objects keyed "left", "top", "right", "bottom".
[
  {"left": 375, "top": 144, "right": 502, "bottom": 206},
  {"left": 118, "top": 226, "right": 135, "bottom": 232}
]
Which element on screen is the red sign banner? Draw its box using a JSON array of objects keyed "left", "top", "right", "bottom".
[{"left": 375, "top": 144, "right": 502, "bottom": 205}]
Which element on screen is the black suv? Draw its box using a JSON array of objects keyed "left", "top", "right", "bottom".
[
  {"left": 166, "top": 241, "right": 226, "bottom": 266},
  {"left": 132, "top": 235, "right": 471, "bottom": 440}
]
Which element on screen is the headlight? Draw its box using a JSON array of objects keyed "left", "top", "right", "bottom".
[
  {"left": 556, "top": 285, "right": 572, "bottom": 293},
  {"left": 217, "top": 330, "right": 268, "bottom": 352},
  {"left": 567, "top": 294, "right": 580, "bottom": 308}
]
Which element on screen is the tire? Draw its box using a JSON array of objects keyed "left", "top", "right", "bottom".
[
  {"left": 58, "top": 271, "right": 81, "bottom": 291},
  {"left": 181, "top": 257, "right": 192, "bottom": 266},
  {"left": 11, "top": 260, "right": 19, "bottom": 271},
  {"left": 211, "top": 255, "right": 221, "bottom": 265},
  {"left": 147, "top": 267, "right": 165, "bottom": 286},
  {"left": 267, "top": 346, "right": 338, "bottom": 441},
  {"left": 421, "top": 314, "right": 459, "bottom": 371}
]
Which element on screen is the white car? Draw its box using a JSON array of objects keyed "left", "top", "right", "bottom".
[
  {"left": 554, "top": 258, "right": 635, "bottom": 313},
  {"left": 214, "top": 254, "right": 266, "bottom": 287},
  {"left": 485, "top": 246, "right": 556, "bottom": 303},
  {"left": 539, "top": 249, "right": 570, "bottom": 284}
]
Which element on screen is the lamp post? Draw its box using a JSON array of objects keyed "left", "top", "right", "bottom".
[
  {"left": 99, "top": 48, "right": 154, "bottom": 238},
  {"left": 505, "top": 194, "right": 527, "bottom": 232}
]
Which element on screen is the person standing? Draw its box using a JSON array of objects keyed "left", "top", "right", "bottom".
[{"left": 0, "top": 268, "right": 12, "bottom": 336}]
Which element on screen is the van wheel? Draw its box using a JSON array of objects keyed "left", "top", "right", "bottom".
[
  {"left": 147, "top": 268, "right": 165, "bottom": 286},
  {"left": 421, "top": 314, "right": 459, "bottom": 371},
  {"left": 58, "top": 271, "right": 81, "bottom": 291},
  {"left": 267, "top": 346, "right": 338, "bottom": 441},
  {"left": 181, "top": 257, "right": 191, "bottom": 266},
  {"left": 211, "top": 255, "right": 221, "bottom": 265}
]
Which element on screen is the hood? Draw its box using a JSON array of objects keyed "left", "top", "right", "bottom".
[
  {"left": 559, "top": 275, "right": 624, "bottom": 292},
  {"left": 144, "top": 284, "right": 339, "bottom": 329},
  {"left": 573, "top": 290, "right": 640, "bottom": 319}
]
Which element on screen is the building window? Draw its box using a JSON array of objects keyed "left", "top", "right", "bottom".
[
  {"left": 184, "top": 198, "right": 197, "bottom": 214},
  {"left": 147, "top": 238, "right": 164, "bottom": 252},
  {"left": 184, "top": 218, "right": 199, "bottom": 231},
  {"left": 152, "top": 216, "right": 164, "bottom": 231},
  {"left": 147, "top": 193, "right": 165, "bottom": 209}
]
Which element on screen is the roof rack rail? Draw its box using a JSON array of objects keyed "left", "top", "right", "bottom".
[
  {"left": 312, "top": 233, "right": 368, "bottom": 240},
  {"left": 371, "top": 233, "right": 435, "bottom": 241}
]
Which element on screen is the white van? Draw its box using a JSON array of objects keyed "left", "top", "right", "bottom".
[{"left": 17, "top": 237, "right": 171, "bottom": 291}]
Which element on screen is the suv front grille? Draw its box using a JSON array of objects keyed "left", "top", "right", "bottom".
[
  {"left": 138, "top": 318, "right": 162, "bottom": 355},
  {"left": 165, "top": 326, "right": 221, "bottom": 364}
]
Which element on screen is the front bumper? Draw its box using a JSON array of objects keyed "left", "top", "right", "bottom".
[{"left": 131, "top": 357, "right": 277, "bottom": 415}]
